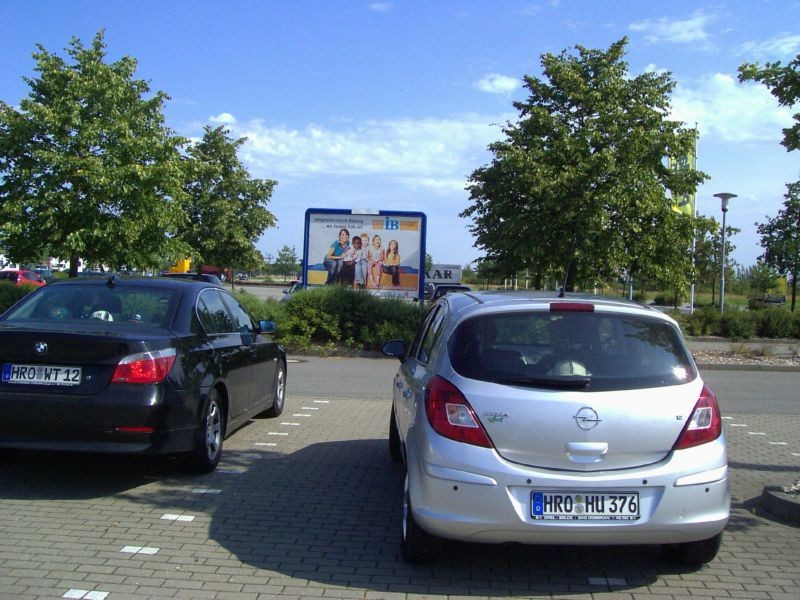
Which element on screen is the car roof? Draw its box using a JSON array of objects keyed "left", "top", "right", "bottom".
[
  {"left": 44, "top": 275, "right": 221, "bottom": 291},
  {"left": 441, "top": 289, "right": 672, "bottom": 322}
]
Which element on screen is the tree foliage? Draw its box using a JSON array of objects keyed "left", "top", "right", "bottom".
[
  {"left": 0, "top": 31, "right": 188, "bottom": 275},
  {"left": 739, "top": 53, "right": 800, "bottom": 152},
  {"left": 757, "top": 181, "right": 800, "bottom": 311},
  {"left": 179, "top": 126, "right": 276, "bottom": 274},
  {"left": 462, "top": 38, "right": 706, "bottom": 292},
  {"left": 273, "top": 244, "right": 299, "bottom": 281}
]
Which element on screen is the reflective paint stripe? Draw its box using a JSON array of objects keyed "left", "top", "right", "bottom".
[
  {"left": 268, "top": 432, "right": 289, "bottom": 436},
  {"left": 588, "top": 577, "right": 627, "bottom": 586},
  {"left": 161, "top": 514, "right": 195, "bottom": 522},
  {"left": 255, "top": 442, "right": 278, "bottom": 446},
  {"left": 748, "top": 432, "right": 767, "bottom": 435},
  {"left": 64, "top": 591, "right": 109, "bottom": 600},
  {"left": 121, "top": 546, "right": 159, "bottom": 554},
  {"left": 769, "top": 442, "right": 788, "bottom": 445}
]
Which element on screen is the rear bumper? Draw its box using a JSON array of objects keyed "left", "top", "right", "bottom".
[
  {"left": 0, "top": 384, "right": 204, "bottom": 455},
  {"left": 408, "top": 435, "right": 730, "bottom": 546}
]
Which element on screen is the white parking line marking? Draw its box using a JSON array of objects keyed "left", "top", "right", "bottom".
[
  {"left": 748, "top": 432, "right": 767, "bottom": 435},
  {"left": 588, "top": 577, "right": 627, "bottom": 586},
  {"left": 191, "top": 488, "right": 222, "bottom": 495},
  {"left": 161, "top": 514, "right": 195, "bottom": 522},
  {"left": 769, "top": 442, "right": 788, "bottom": 446},
  {"left": 301, "top": 407, "right": 320, "bottom": 410},
  {"left": 314, "top": 400, "right": 330, "bottom": 404},
  {"left": 64, "top": 591, "right": 109, "bottom": 600},
  {"left": 217, "top": 468, "right": 246, "bottom": 474},
  {"left": 292, "top": 413, "right": 312, "bottom": 417},
  {"left": 281, "top": 422, "right": 301, "bottom": 426},
  {"left": 255, "top": 442, "right": 278, "bottom": 447},
  {"left": 731, "top": 424, "right": 748, "bottom": 427},
  {"left": 121, "top": 546, "right": 159, "bottom": 554},
  {"left": 722, "top": 416, "right": 734, "bottom": 420},
  {"left": 287, "top": 359, "right": 301, "bottom": 363},
  {"left": 240, "top": 452, "right": 264, "bottom": 459},
  {"left": 267, "top": 432, "right": 288, "bottom": 436}
]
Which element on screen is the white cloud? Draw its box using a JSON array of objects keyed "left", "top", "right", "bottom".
[
  {"left": 738, "top": 33, "right": 800, "bottom": 59},
  {"left": 629, "top": 10, "right": 712, "bottom": 44},
  {"left": 209, "top": 112, "right": 237, "bottom": 124},
  {"left": 368, "top": 2, "right": 392, "bottom": 13},
  {"left": 216, "top": 114, "right": 507, "bottom": 193},
  {"left": 474, "top": 73, "right": 520, "bottom": 95},
  {"left": 671, "top": 73, "right": 793, "bottom": 143}
]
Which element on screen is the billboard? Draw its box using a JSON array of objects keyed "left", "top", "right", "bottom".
[
  {"left": 426, "top": 264, "right": 462, "bottom": 284},
  {"left": 303, "top": 209, "right": 427, "bottom": 300}
]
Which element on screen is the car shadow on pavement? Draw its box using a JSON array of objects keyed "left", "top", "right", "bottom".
[{"left": 0, "top": 440, "right": 729, "bottom": 595}]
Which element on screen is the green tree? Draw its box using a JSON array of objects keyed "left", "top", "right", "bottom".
[
  {"left": 274, "top": 245, "right": 299, "bottom": 282},
  {"left": 462, "top": 38, "right": 705, "bottom": 292},
  {"left": 757, "top": 182, "right": 800, "bottom": 311},
  {"left": 739, "top": 53, "right": 800, "bottom": 152},
  {"left": 0, "top": 31, "right": 188, "bottom": 276},
  {"left": 180, "top": 126, "right": 276, "bottom": 276}
]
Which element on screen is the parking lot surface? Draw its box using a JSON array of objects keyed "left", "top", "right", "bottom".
[{"left": 1, "top": 358, "right": 798, "bottom": 599}]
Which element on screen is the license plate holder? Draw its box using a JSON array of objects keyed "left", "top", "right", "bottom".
[
  {"left": 2, "top": 363, "right": 82, "bottom": 386},
  {"left": 531, "top": 491, "right": 640, "bottom": 520}
]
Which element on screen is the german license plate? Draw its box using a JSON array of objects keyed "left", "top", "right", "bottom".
[
  {"left": 531, "top": 491, "right": 639, "bottom": 520},
  {"left": 2, "top": 363, "right": 82, "bottom": 386}
]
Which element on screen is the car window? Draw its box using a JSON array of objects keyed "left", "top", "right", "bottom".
[
  {"left": 197, "top": 289, "right": 235, "bottom": 334},
  {"left": 449, "top": 311, "right": 696, "bottom": 391},
  {"left": 417, "top": 304, "right": 447, "bottom": 364},
  {"left": 221, "top": 293, "right": 254, "bottom": 334},
  {"left": 0, "top": 272, "right": 19, "bottom": 283},
  {"left": 2, "top": 285, "right": 178, "bottom": 328},
  {"left": 408, "top": 304, "right": 439, "bottom": 359}
]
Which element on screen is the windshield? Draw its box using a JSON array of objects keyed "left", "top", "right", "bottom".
[
  {"left": 448, "top": 310, "right": 697, "bottom": 392},
  {"left": 2, "top": 284, "right": 180, "bottom": 330}
]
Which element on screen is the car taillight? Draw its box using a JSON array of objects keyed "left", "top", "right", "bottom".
[
  {"left": 550, "top": 302, "right": 595, "bottom": 312},
  {"left": 673, "top": 385, "right": 722, "bottom": 450},
  {"left": 111, "top": 348, "right": 177, "bottom": 384},
  {"left": 424, "top": 376, "right": 493, "bottom": 448}
]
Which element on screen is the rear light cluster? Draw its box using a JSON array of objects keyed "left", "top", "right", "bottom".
[
  {"left": 673, "top": 385, "right": 722, "bottom": 450},
  {"left": 425, "top": 376, "right": 493, "bottom": 448},
  {"left": 111, "top": 348, "right": 177, "bottom": 384}
]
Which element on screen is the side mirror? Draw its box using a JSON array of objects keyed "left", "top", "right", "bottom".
[
  {"left": 381, "top": 339, "right": 407, "bottom": 361},
  {"left": 258, "top": 320, "right": 277, "bottom": 334}
]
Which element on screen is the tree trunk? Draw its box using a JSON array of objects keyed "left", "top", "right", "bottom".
[{"left": 68, "top": 255, "right": 79, "bottom": 278}]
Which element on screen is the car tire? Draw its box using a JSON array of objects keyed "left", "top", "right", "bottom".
[
  {"left": 389, "top": 408, "right": 403, "bottom": 463},
  {"left": 184, "top": 390, "right": 225, "bottom": 474},
  {"left": 664, "top": 532, "right": 722, "bottom": 566},
  {"left": 264, "top": 361, "right": 286, "bottom": 418},
  {"left": 401, "top": 473, "right": 437, "bottom": 563}
]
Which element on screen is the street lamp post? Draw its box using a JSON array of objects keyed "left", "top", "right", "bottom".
[{"left": 714, "top": 192, "right": 737, "bottom": 314}]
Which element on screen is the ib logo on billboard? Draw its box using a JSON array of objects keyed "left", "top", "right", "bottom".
[{"left": 372, "top": 217, "right": 399, "bottom": 230}]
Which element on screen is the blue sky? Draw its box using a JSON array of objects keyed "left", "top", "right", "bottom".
[{"left": 2, "top": 1, "right": 798, "bottom": 270}]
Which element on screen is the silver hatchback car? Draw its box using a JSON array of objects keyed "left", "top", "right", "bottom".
[{"left": 382, "top": 291, "right": 729, "bottom": 565}]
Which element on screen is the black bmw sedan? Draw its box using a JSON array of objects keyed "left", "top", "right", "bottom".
[{"left": 0, "top": 276, "right": 286, "bottom": 473}]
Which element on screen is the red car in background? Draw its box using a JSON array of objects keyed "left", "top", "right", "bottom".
[{"left": 0, "top": 269, "right": 46, "bottom": 287}]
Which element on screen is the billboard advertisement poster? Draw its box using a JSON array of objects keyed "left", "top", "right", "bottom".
[{"left": 303, "top": 209, "right": 426, "bottom": 300}]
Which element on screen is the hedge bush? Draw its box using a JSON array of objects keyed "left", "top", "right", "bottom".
[{"left": 718, "top": 310, "right": 758, "bottom": 339}]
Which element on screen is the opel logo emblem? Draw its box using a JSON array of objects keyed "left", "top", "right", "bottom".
[
  {"left": 34, "top": 341, "right": 48, "bottom": 356},
  {"left": 574, "top": 407, "right": 601, "bottom": 430}
]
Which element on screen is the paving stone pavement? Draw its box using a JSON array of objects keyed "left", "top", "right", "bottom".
[{"left": 1, "top": 390, "right": 799, "bottom": 599}]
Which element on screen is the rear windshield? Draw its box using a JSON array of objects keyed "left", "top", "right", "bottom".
[
  {"left": 1, "top": 284, "right": 179, "bottom": 330},
  {"left": 449, "top": 311, "right": 696, "bottom": 391}
]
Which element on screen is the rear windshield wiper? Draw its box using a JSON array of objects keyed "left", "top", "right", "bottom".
[{"left": 495, "top": 375, "right": 591, "bottom": 389}]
